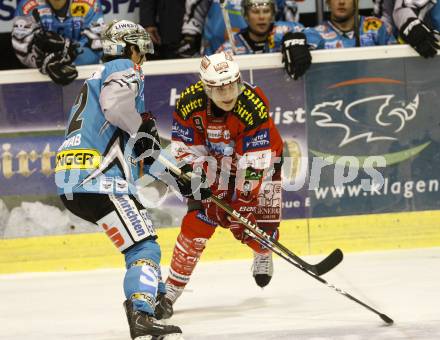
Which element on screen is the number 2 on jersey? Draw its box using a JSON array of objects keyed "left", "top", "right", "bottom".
[{"left": 67, "top": 83, "right": 88, "bottom": 135}]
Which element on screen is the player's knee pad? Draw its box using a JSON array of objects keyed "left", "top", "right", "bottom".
[
  {"left": 125, "top": 239, "right": 161, "bottom": 268},
  {"left": 97, "top": 194, "right": 156, "bottom": 253},
  {"left": 123, "top": 240, "right": 161, "bottom": 314}
]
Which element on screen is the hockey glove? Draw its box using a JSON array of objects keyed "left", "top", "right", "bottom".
[
  {"left": 34, "top": 31, "right": 78, "bottom": 60},
  {"left": 281, "top": 32, "right": 312, "bottom": 80},
  {"left": 226, "top": 202, "right": 258, "bottom": 244},
  {"left": 40, "top": 52, "right": 78, "bottom": 86},
  {"left": 176, "top": 34, "right": 201, "bottom": 58},
  {"left": 400, "top": 18, "right": 440, "bottom": 58},
  {"left": 172, "top": 164, "right": 212, "bottom": 200},
  {"left": 134, "top": 112, "right": 162, "bottom": 166}
]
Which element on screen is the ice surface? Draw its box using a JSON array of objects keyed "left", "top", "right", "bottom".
[{"left": 0, "top": 248, "right": 439, "bottom": 340}]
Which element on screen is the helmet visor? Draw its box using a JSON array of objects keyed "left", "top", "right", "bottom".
[{"left": 207, "top": 80, "right": 243, "bottom": 111}]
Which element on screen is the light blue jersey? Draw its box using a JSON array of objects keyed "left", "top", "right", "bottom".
[
  {"left": 13, "top": 0, "right": 104, "bottom": 67},
  {"left": 217, "top": 21, "right": 303, "bottom": 54},
  {"left": 304, "top": 16, "right": 396, "bottom": 49},
  {"left": 195, "top": 0, "right": 295, "bottom": 55},
  {"left": 55, "top": 59, "right": 146, "bottom": 196}
]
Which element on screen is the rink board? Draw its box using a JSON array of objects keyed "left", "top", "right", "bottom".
[{"left": 1, "top": 210, "right": 439, "bottom": 274}]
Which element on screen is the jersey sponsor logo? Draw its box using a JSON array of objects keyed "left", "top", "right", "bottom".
[
  {"left": 115, "top": 178, "right": 128, "bottom": 193},
  {"left": 192, "top": 116, "right": 205, "bottom": 132},
  {"left": 70, "top": 3, "right": 90, "bottom": 16},
  {"left": 243, "top": 128, "right": 270, "bottom": 152},
  {"left": 196, "top": 211, "right": 217, "bottom": 226},
  {"left": 172, "top": 121, "right": 195, "bottom": 144},
  {"left": 112, "top": 195, "right": 149, "bottom": 241},
  {"left": 234, "top": 87, "right": 268, "bottom": 127},
  {"left": 206, "top": 140, "right": 234, "bottom": 156},
  {"left": 176, "top": 82, "right": 206, "bottom": 119},
  {"left": 102, "top": 222, "right": 125, "bottom": 248},
  {"left": 363, "top": 18, "right": 382, "bottom": 32},
  {"left": 207, "top": 128, "right": 223, "bottom": 139},
  {"left": 22, "top": 0, "right": 39, "bottom": 15},
  {"left": 58, "top": 134, "right": 82, "bottom": 151},
  {"left": 139, "top": 209, "right": 156, "bottom": 237},
  {"left": 322, "top": 31, "right": 337, "bottom": 39},
  {"left": 100, "top": 177, "right": 114, "bottom": 193},
  {"left": 178, "top": 97, "right": 205, "bottom": 119},
  {"left": 55, "top": 149, "right": 101, "bottom": 171}
]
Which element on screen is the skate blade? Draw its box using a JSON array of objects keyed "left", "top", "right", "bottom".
[{"left": 135, "top": 334, "right": 184, "bottom": 340}]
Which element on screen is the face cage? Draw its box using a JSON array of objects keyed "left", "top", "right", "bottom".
[{"left": 124, "top": 33, "right": 154, "bottom": 55}]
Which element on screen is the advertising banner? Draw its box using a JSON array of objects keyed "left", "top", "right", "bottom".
[
  {"left": 1, "top": 54, "right": 439, "bottom": 228},
  {"left": 0, "top": 134, "right": 61, "bottom": 195},
  {"left": 306, "top": 57, "right": 440, "bottom": 217}
]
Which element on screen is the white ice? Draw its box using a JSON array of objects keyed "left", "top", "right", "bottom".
[{"left": 1, "top": 248, "right": 439, "bottom": 340}]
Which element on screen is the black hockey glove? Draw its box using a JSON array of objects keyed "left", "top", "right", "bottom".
[
  {"left": 134, "top": 112, "right": 162, "bottom": 166},
  {"left": 176, "top": 33, "right": 201, "bottom": 58},
  {"left": 171, "top": 164, "right": 211, "bottom": 200},
  {"left": 400, "top": 18, "right": 440, "bottom": 58},
  {"left": 34, "top": 30, "right": 78, "bottom": 59},
  {"left": 281, "top": 32, "right": 312, "bottom": 80},
  {"left": 40, "top": 52, "right": 78, "bottom": 86}
]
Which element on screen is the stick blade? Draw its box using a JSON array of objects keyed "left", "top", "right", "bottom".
[
  {"left": 379, "top": 313, "right": 394, "bottom": 325},
  {"left": 314, "top": 248, "right": 344, "bottom": 276}
]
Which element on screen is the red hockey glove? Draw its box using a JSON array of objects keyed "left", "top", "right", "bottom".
[
  {"left": 202, "top": 187, "right": 232, "bottom": 227},
  {"left": 225, "top": 201, "right": 258, "bottom": 244},
  {"left": 228, "top": 211, "right": 256, "bottom": 244}
]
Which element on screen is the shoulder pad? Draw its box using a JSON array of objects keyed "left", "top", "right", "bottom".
[
  {"left": 175, "top": 81, "right": 207, "bottom": 120},
  {"left": 232, "top": 82, "right": 269, "bottom": 130},
  {"left": 363, "top": 17, "right": 382, "bottom": 32}
]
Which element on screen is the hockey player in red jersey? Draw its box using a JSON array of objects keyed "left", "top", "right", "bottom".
[{"left": 155, "top": 51, "right": 284, "bottom": 319}]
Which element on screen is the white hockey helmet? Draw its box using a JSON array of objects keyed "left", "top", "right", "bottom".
[
  {"left": 102, "top": 19, "right": 154, "bottom": 57},
  {"left": 199, "top": 52, "right": 243, "bottom": 111},
  {"left": 241, "top": 0, "right": 276, "bottom": 18}
]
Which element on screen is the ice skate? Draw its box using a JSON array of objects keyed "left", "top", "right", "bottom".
[
  {"left": 252, "top": 251, "right": 274, "bottom": 288},
  {"left": 155, "top": 282, "right": 185, "bottom": 320},
  {"left": 124, "top": 300, "right": 183, "bottom": 340}
]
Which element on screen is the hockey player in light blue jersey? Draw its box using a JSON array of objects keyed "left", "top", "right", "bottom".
[
  {"left": 217, "top": 0, "right": 312, "bottom": 80},
  {"left": 55, "top": 19, "right": 209, "bottom": 340},
  {"left": 12, "top": 0, "right": 105, "bottom": 85},
  {"left": 178, "top": 0, "right": 299, "bottom": 57},
  {"left": 303, "top": 0, "right": 396, "bottom": 50},
  {"left": 374, "top": 0, "right": 440, "bottom": 58}
]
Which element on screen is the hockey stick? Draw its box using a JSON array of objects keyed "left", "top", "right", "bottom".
[
  {"left": 156, "top": 155, "right": 394, "bottom": 324},
  {"left": 354, "top": 0, "right": 360, "bottom": 47},
  {"left": 220, "top": 0, "right": 238, "bottom": 54},
  {"left": 157, "top": 154, "right": 342, "bottom": 276}
]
